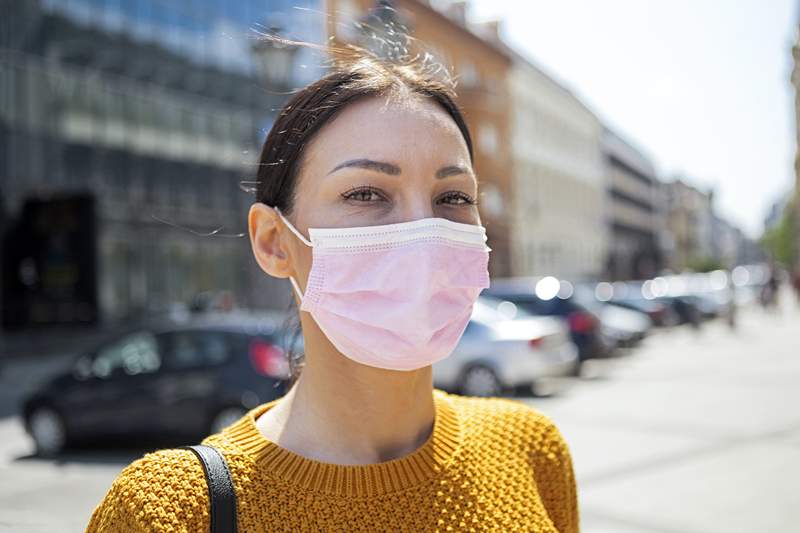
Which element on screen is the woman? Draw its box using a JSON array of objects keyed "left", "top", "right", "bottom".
[{"left": 86, "top": 46, "right": 579, "bottom": 532}]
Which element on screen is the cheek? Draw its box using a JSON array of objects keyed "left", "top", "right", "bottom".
[
  {"left": 433, "top": 204, "right": 481, "bottom": 226},
  {"left": 291, "top": 239, "right": 314, "bottom": 281}
]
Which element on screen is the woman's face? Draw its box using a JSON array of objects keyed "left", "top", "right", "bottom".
[
  {"left": 295, "top": 95, "right": 478, "bottom": 228},
  {"left": 283, "top": 95, "right": 480, "bottom": 284}
]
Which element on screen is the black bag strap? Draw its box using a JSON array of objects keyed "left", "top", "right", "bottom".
[{"left": 178, "top": 444, "right": 238, "bottom": 533}]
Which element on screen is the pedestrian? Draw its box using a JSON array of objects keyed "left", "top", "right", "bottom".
[
  {"left": 727, "top": 280, "right": 738, "bottom": 330},
  {"left": 792, "top": 269, "right": 800, "bottom": 305},
  {"left": 85, "top": 43, "right": 579, "bottom": 532},
  {"left": 762, "top": 262, "right": 780, "bottom": 312}
]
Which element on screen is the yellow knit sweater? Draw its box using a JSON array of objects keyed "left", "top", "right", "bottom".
[{"left": 86, "top": 390, "right": 579, "bottom": 532}]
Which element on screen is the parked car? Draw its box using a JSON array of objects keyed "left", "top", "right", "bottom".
[
  {"left": 681, "top": 272, "right": 734, "bottom": 320},
  {"left": 658, "top": 295, "right": 704, "bottom": 325},
  {"left": 605, "top": 291, "right": 678, "bottom": 327},
  {"left": 22, "top": 312, "right": 296, "bottom": 457},
  {"left": 433, "top": 296, "right": 579, "bottom": 397},
  {"left": 606, "top": 277, "right": 721, "bottom": 327},
  {"left": 484, "top": 278, "right": 614, "bottom": 365},
  {"left": 731, "top": 264, "right": 770, "bottom": 305},
  {"left": 572, "top": 284, "right": 652, "bottom": 348}
]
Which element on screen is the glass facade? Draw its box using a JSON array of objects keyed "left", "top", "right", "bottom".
[{"left": 1, "top": 0, "right": 324, "bottom": 328}]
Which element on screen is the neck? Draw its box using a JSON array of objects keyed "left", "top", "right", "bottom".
[{"left": 256, "top": 314, "right": 436, "bottom": 465}]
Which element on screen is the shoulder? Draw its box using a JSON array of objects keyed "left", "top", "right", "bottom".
[
  {"left": 442, "top": 393, "right": 579, "bottom": 532},
  {"left": 86, "top": 448, "right": 211, "bottom": 533},
  {"left": 443, "top": 391, "right": 575, "bottom": 474},
  {"left": 443, "top": 391, "right": 568, "bottom": 450}
]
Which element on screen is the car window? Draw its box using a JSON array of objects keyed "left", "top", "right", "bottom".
[
  {"left": 162, "top": 330, "right": 232, "bottom": 370},
  {"left": 572, "top": 286, "right": 599, "bottom": 309},
  {"left": 471, "top": 299, "right": 506, "bottom": 323},
  {"left": 462, "top": 320, "right": 490, "bottom": 340},
  {"left": 92, "top": 331, "right": 162, "bottom": 378},
  {"left": 505, "top": 295, "right": 545, "bottom": 315}
]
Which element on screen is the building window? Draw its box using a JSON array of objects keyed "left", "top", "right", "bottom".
[
  {"left": 478, "top": 123, "right": 498, "bottom": 155},
  {"left": 480, "top": 182, "right": 504, "bottom": 218},
  {"left": 459, "top": 60, "right": 479, "bottom": 88}
]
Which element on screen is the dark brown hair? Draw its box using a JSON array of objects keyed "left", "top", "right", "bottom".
[
  {"left": 254, "top": 44, "right": 474, "bottom": 215},
  {"left": 253, "top": 41, "right": 474, "bottom": 381}
]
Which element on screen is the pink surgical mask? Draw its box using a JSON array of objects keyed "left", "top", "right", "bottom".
[{"left": 275, "top": 208, "right": 491, "bottom": 371}]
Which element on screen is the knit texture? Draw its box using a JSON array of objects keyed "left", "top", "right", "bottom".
[{"left": 85, "top": 390, "right": 579, "bottom": 532}]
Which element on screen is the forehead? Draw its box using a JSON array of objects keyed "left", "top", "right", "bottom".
[{"left": 301, "top": 95, "right": 470, "bottom": 172}]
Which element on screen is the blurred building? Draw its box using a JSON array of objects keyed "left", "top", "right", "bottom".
[
  {"left": 601, "top": 128, "right": 664, "bottom": 280},
  {"left": 327, "top": 0, "right": 515, "bottom": 276},
  {"left": 711, "top": 215, "right": 741, "bottom": 269},
  {"left": 507, "top": 54, "right": 607, "bottom": 280},
  {"left": 0, "top": 0, "right": 323, "bottom": 330},
  {"left": 737, "top": 231, "right": 766, "bottom": 265},
  {"left": 664, "top": 178, "right": 716, "bottom": 271},
  {"left": 666, "top": 179, "right": 755, "bottom": 271}
]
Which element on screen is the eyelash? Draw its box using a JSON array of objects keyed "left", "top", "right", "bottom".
[{"left": 340, "top": 186, "right": 477, "bottom": 206}]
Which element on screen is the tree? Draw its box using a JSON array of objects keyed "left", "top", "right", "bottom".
[
  {"left": 761, "top": 200, "right": 797, "bottom": 267},
  {"left": 686, "top": 256, "right": 724, "bottom": 273}
]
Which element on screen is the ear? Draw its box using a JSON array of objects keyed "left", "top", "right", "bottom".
[{"left": 248, "top": 203, "right": 293, "bottom": 279}]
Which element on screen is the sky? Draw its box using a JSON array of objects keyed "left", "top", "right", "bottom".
[{"left": 468, "top": 0, "right": 797, "bottom": 238}]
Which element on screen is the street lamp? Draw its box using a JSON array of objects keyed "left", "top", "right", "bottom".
[{"left": 250, "top": 27, "right": 298, "bottom": 89}]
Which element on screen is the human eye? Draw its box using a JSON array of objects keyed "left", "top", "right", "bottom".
[
  {"left": 340, "top": 185, "right": 388, "bottom": 203},
  {"left": 436, "top": 190, "right": 477, "bottom": 206}
]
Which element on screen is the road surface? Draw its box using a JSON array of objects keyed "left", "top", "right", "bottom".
[{"left": 0, "top": 300, "right": 798, "bottom": 532}]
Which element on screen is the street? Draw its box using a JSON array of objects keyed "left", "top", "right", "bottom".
[
  {"left": 0, "top": 300, "right": 798, "bottom": 533},
  {"left": 1, "top": 0, "right": 797, "bottom": 531},
  {"left": 525, "top": 297, "right": 800, "bottom": 533}
]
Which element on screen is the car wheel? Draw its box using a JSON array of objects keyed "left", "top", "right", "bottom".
[
  {"left": 461, "top": 366, "right": 503, "bottom": 397},
  {"left": 209, "top": 406, "right": 247, "bottom": 434},
  {"left": 28, "top": 406, "right": 67, "bottom": 457},
  {"left": 569, "top": 358, "right": 583, "bottom": 377}
]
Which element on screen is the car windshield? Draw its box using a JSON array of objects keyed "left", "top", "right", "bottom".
[
  {"left": 90, "top": 331, "right": 162, "bottom": 378},
  {"left": 571, "top": 285, "right": 602, "bottom": 311},
  {"left": 473, "top": 296, "right": 535, "bottom": 324}
]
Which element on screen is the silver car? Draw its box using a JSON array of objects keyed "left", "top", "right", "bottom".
[
  {"left": 433, "top": 297, "right": 579, "bottom": 397},
  {"left": 572, "top": 284, "right": 652, "bottom": 348}
]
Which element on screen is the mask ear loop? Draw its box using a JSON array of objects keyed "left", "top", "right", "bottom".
[
  {"left": 274, "top": 207, "right": 313, "bottom": 247},
  {"left": 274, "top": 207, "right": 312, "bottom": 300}
]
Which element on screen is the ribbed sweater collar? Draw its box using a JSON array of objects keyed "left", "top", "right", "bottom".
[{"left": 222, "top": 389, "right": 461, "bottom": 497}]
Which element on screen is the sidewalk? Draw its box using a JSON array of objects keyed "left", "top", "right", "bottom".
[{"left": 525, "top": 299, "right": 800, "bottom": 533}]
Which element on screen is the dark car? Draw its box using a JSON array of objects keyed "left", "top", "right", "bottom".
[
  {"left": 570, "top": 284, "right": 652, "bottom": 348},
  {"left": 606, "top": 295, "right": 676, "bottom": 327},
  {"left": 22, "top": 312, "right": 298, "bottom": 457},
  {"left": 484, "top": 277, "right": 613, "bottom": 370},
  {"left": 605, "top": 282, "right": 699, "bottom": 327},
  {"left": 657, "top": 295, "right": 704, "bottom": 325}
]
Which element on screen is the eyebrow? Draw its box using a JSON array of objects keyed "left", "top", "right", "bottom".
[{"left": 328, "top": 158, "right": 473, "bottom": 179}]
